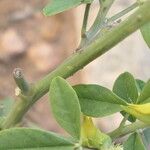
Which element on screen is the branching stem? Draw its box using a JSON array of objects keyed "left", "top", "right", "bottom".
[{"left": 1, "top": 1, "right": 150, "bottom": 132}]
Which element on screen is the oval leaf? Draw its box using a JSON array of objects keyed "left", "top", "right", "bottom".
[
  {"left": 113, "top": 72, "right": 138, "bottom": 103},
  {"left": 43, "top": 0, "right": 82, "bottom": 16},
  {"left": 73, "top": 84, "right": 125, "bottom": 117},
  {"left": 137, "top": 80, "right": 150, "bottom": 103},
  {"left": 49, "top": 77, "right": 81, "bottom": 140},
  {"left": 123, "top": 132, "right": 146, "bottom": 150},
  {"left": 136, "top": 79, "right": 145, "bottom": 94},
  {"left": 0, "top": 128, "right": 74, "bottom": 150},
  {"left": 140, "top": 22, "right": 150, "bottom": 48},
  {"left": 113, "top": 72, "right": 138, "bottom": 122}
]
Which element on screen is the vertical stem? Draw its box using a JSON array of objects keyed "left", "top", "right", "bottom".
[
  {"left": 13, "top": 68, "right": 30, "bottom": 95},
  {"left": 78, "top": 4, "right": 91, "bottom": 49}
]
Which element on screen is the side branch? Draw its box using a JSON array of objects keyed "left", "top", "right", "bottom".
[{"left": 109, "top": 121, "right": 149, "bottom": 140}]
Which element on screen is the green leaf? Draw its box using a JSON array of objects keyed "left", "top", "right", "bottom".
[
  {"left": 113, "top": 72, "right": 138, "bottom": 104},
  {"left": 0, "top": 128, "right": 74, "bottom": 150},
  {"left": 123, "top": 132, "right": 146, "bottom": 150},
  {"left": 137, "top": 80, "right": 150, "bottom": 103},
  {"left": 73, "top": 84, "right": 125, "bottom": 117},
  {"left": 0, "top": 98, "right": 14, "bottom": 117},
  {"left": 140, "top": 22, "right": 150, "bottom": 48},
  {"left": 142, "top": 128, "right": 150, "bottom": 149},
  {"left": 49, "top": 77, "right": 81, "bottom": 140},
  {"left": 43, "top": 0, "right": 82, "bottom": 16},
  {"left": 113, "top": 72, "right": 138, "bottom": 122},
  {"left": 136, "top": 79, "right": 145, "bottom": 94}
]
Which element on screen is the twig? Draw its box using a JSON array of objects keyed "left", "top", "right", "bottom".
[
  {"left": 78, "top": 4, "right": 91, "bottom": 49},
  {"left": 109, "top": 121, "right": 149, "bottom": 140},
  {"left": 108, "top": 2, "right": 139, "bottom": 23},
  {"left": 13, "top": 68, "right": 30, "bottom": 95}
]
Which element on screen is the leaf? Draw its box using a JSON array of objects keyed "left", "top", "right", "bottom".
[
  {"left": 122, "top": 103, "right": 150, "bottom": 124},
  {"left": 0, "top": 97, "right": 14, "bottom": 117},
  {"left": 113, "top": 72, "right": 138, "bottom": 104},
  {"left": 137, "top": 80, "right": 150, "bottom": 103},
  {"left": 136, "top": 79, "right": 145, "bottom": 94},
  {"left": 113, "top": 72, "right": 138, "bottom": 122},
  {"left": 74, "top": 84, "right": 127, "bottom": 105},
  {"left": 142, "top": 128, "right": 150, "bottom": 149},
  {"left": 123, "top": 132, "right": 146, "bottom": 150},
  {"left": 49, "top": 77, "right": 81, "bottom": 140},
  {"left": 0, "top": 128, "right": 74, "bottom": 150},
  {"left": 43, "top": 0, "right": 82, "bottom": 16},
  {"left": 140, "top": 22, "right": 150, "bottom": 48},
  {"left": 73, "top": 84, "right": 125, "bottom": 117}
]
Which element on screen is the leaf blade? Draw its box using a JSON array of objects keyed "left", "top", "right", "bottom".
[
  {"left": 123, "top": 132, "right": 146, "bottom": 150},
  {"left": 113, "top": 72, "right": 138, "bottom": 103},
  {"left": 137, "top": 80, "right": 150, "bottom": 103},
  {"left": 0, "top": 128, "right": 74, "bottom": 150},
  {"left": 73, "top": 84, "right": 125, "bottom": 117},
  {"left": 43, "top": 0, "right": 81, "bottom": 16},
  {"left": 49, "top": 77, "right": 81, "bottom": 140},
  {"left": 140, "top": 22, "right": 150, "bottom": 48}
]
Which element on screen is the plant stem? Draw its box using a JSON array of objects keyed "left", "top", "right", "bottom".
[
  {"left": 78, "top": 4, "right": 91, "bottom": 49},
  {"left": 2, "top": 0, "right": 150, "bottom": 130},
  {"left": 119, "top": 114, "right": 129, "bottom": 129},
  {"left": 86, "top": 0, "right": 115, "bottom": 42},
  {"left": 109, "top": 121, "right": 149, "bottom": 140},
  {"left": 82, "top": 4, "right": 91, "bottom": 36},
  {"left": 108, "top": 2, "right": 139, "bottom": 23},
  {"left": 13, "top": 68, "right": 30, "bottom": 95}
]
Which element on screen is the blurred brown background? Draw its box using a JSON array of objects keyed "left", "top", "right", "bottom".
[{"left": 0, "top": 0, "right": 150, "bottom": 134}]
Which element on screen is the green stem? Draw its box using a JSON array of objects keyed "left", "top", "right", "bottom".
[
  {"left": 119, "top": 114, "right": 129, "bottom": 129},
  {"left": 82, "top": 4, "right": 91, "bottom": 36},
  {"left": 13, "top": 68, "right": 30, "bottom": 95},
  {"left": 2, "top": 0, "right": 150, "bottom": 129},
  {"left": 108, "top": 2, "right": 139, "bottom": 23},
  {"left": 109, "top": 121, "right": 149, "bottom": 140},
  {"left": 78, "top": 4, "right": 91, "bottom": 49},
  {"left": 87, "top": 0, "right": 115, "bottom": 41}
]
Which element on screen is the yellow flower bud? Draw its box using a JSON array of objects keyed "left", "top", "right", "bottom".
[{"left": 122, "top": 103, "right": 150, "bottom": 124}]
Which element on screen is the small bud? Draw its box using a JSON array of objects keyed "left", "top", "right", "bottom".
[
  {"left": 15, "top": 87, "right": 21, "bottom": 96},
  {"left": 122, "top": 103, "right": 150, "bottom": 124}
]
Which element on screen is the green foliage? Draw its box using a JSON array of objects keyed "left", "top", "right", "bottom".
[
  {"left": 137, "top": 80, "right": 150, "bottom": 103},
  {"left": 0, "top": 1, "right": 150, "bottom": 150},
  {"left": 43, "top": 0, "right": 93, "bottom": 16},
  {"left": 113, "top": 72, "right": 138, "bottom": 103},
  {"left": 140, "top": 22, "right": 150, "bottom": 48},
  {"left": 113, "top": 72, "right": 139, "bottom": 122},
  {"left": 49, "top": 77, "right": 81, "bottom": 141},
  {"left": 123, "top": 132, "right": 146, "bottom": 150},
  {"left": 73, "top": 84, "right": 124, "bottom": 117},
  {"left": 0, "top": 128, "right": 74, "bottom": 150},
  {"left": 136, "top": 79, "right": 145, "bottom": 93}
]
